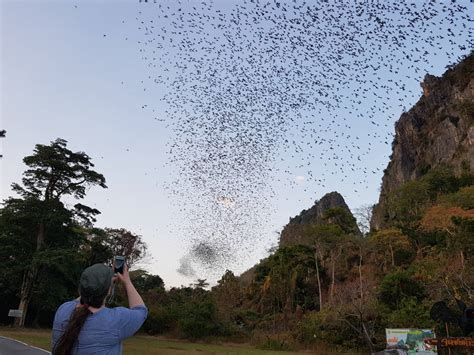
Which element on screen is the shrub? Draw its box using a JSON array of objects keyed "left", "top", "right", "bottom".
[
  {"left": 257, "top": 337, "right": 294, "bottom": 351},
  {"left": 178, "top": 300, "right": 222, "bottom": 339},
  {"left": 378, "top": 271, "right": 426, "bottom": 309},
  {"left": 143, "top": 306, "right": 173, "bottom": 334},
  {"left": 440, "top": 186, "right": 474, "bottom": 209},
  {"left": 296, "top": 310, "right": 360, "bottom": 349},
  {"left": 385, "top": 297, "right": 434, "bottom": 328}
]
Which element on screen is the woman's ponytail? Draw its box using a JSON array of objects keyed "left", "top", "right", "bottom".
[{"left": 52, "top": 305, "right": 91, "bottom": 355}]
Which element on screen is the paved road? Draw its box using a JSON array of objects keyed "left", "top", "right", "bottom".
[{"left": 0, "top": 336, "right": 50, "bottom": 355}]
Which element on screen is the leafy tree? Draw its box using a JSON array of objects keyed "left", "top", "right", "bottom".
[
  {"left": 79, "top": 227, "right": 148, "bottom": 269},
  {"left": 331, "top": 272, "right": 380, "bottom": 352},
  {"left": 384, "top": 298, "right": 433, "bottom": 328},
  {"left": 453, "top": 216, "right": 474, "bottom": 256},
  {"left": 439, "top": 185, "right": 474, "bottom": 209},
  {"left": 369, "top": 229, "right": 413, "bottom": 270},
  {"left": 304, "top": 224, "right": 345, "bottom": 308},
  {"left": 0, "top": 195, "right": 89, "bottom": 326},
  {"left": 323, "top": 207, "right": 360, "bottom": 235},
  {"left": 213, "top": 270, "right": 241, "bottom": 322},
  {"left": 386, "top": 167, "right": 471, "bottom": 233},
  {"left": 142, "top": 283, "right": 227, "bottom": 339},
  {"left": 102, "top": 228, "right": 147, "bottom": 267},
  {"left": 1, "top": 138, "right": 106, "bottom": 326},
  {"left": 252, "top": 245, "right": 317, "bottom": 315},
  {"left": 378, "top": 271, "right": 426, "bottom": 309},
  {"left": 422, "top": 167, "right": 462, "bottom": 196},
  {"left": 178, "top": 299, "right": 222, "bottom": 339},
  {"left": 420, "top": 206, "right": 474, "bottom": 238},
  {"left": 130, "top": 269, "right": 165, "bottom": 294},
  {"left": 420, "top": 204, "right": 474, "bottom": 265},
  {"left": 81, "top": 228, "right": 115, "bottom": 266},
  {"left": 419, "top": 185, "right": 474, "bottom": 272},
  {"left": 193, "top": 279, "right": 210, "bottom": 289},
  {"left": 387, "top": 179, "right": 431, "bottom": 229}
]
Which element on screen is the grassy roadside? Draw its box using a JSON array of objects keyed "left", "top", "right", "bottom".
[
  {"left": 0, "top": 327, "right": 307, "bottom": 354},
  {"left": 0, "top": 327, "right": 51, "bottom": 350},
  {"left": 0, "top": 327, "right": 366, "bottom": 354}
]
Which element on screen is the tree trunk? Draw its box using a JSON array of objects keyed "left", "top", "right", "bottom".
[
  {"left": 358, "top": 249, "right": 363, "bottom": 308},
  {"left": 36, "top": 223, "right": 45, "bottom": 252},
  {"left": 340, "top": 316, "right": 374, "bottom": 353},
  {"left": 15, "top": 223, "right": 44, "bottom": 327},
  {"left": 15, "top": 265, "right": 38, "bottom": 327},
  {"left": 361, "top": 319, "right": 375, "bottom": 353},
  {"left": 330, "top": 247, "right": 342, "bottom": 300},
  {"left": 389, "top": 244, "right": 395, "bottom": 267},
  {"left": 314, "top": 249, "right": 323, "bottom": 311}
]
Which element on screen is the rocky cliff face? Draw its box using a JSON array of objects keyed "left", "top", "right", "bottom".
[
  {"left": 279, "top": 191, "right": 358, "bottom": 247},
  {"left": 371, "top": 54, "right": 474, "bottom": 230},
  {"left": 239, "top": 191, "right": 357, "bottom": 285}
]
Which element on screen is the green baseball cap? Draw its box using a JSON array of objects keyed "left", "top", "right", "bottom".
[{"left": 79, "top": 264, "right": 113, "bottom": 297}]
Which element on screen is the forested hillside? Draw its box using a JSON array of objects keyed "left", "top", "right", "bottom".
[{"left": 211, "top": 54, "right": 474, "bottom": 352}]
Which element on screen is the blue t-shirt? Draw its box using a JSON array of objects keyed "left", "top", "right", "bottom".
[{"left": 52, "top": 300, "right": 148, "bottom": 355}]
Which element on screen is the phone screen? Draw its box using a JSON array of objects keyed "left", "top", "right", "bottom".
[{"left": 114, "top": 256, "right": 125, "bottom": 274}]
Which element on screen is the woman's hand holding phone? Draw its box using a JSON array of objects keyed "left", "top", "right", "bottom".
[
  {"left": 114, "top": 262, "right": 144, "bottom": 308},
  {"left": 115, "top": 263, "right": 131, "bottom": 285}
]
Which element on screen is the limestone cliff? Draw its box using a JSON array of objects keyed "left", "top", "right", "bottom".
[
  {"left": 238, "top": 191, "right": 358, "bottom": 285},
  {"left": 371, "top": 54, "right": 474, "bottom": 230},
  {"left": 279, "top": 191, "right": 359, "bottom": 247}
]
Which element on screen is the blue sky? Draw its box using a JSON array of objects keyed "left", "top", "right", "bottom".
[{"left": 1, "top": 0, "right": 472, "bottom": 287}]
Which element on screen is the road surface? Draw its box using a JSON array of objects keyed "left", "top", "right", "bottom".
[{"left": 0, "top": 336, "right": 50, "bottom": 355}]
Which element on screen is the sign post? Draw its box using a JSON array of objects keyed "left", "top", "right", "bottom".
[
  {"left": 385, "top": 329, "right": 436, "bottom": 353},
  {"left": 8, "top": 309, "right": 23, "bottom": 327},
  {"left": 425, "top": 337, "right": 474, "bottom": 349}
]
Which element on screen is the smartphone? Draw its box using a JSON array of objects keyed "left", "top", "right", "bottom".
[{"left": 114, "top": 256, "right": 125, "bottom": 274}]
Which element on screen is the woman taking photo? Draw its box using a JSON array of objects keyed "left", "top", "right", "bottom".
[{"left": 52, "top": 262, "right": 147, "bottom": 355}]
